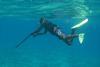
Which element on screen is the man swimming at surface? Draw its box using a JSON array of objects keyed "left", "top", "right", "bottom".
[{"left": 31, "top": 17, "right": 78, "bottom": 45}]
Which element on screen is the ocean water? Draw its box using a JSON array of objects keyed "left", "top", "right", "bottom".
[{"left": 0, "top": 0, "right": 100, "bottom": 67}]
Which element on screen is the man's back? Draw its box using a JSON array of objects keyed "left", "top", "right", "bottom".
[{"left": 41, "top": 19, "right": 57, "bottom": 34}]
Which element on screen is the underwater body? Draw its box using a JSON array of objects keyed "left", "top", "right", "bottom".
[{"left": 0, "top": 0, "right": 100, "bottom": 67}]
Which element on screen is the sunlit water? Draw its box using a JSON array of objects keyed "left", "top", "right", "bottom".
[{"left": 0, "top": 0, "right": 100, "bottom": 67}]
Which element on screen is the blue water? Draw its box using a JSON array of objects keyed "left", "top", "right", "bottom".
[{"left": 0, "top": 0, "right": 100, "bottom": 67}]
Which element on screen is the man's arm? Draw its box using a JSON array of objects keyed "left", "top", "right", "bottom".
[
  {"left": 33, "top": 28, "right": 48, "bottom": 37},
  {"left": 31, "top": 25, "right": 47, "bottom": 37},
  {"left": 31, "top": 25, "right": 43, "bottom": 34}
]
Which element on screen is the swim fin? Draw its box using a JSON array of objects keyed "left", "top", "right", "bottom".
[
  {"left": 78, "top": 33, "right": 85, "bottom": 44},
  {"left": 71, "top": 18, "right": 88, "bottom": 29}
]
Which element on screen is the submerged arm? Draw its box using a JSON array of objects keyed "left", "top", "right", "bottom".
[
  {"left": 33, "top": 28, "right": 48, "bottom": 37},
  {"left": 31, "top": 25, "right": 48, "bottom": 37},
  {"left": 31, "top": 25, "right": 43, "bottom": 34}
]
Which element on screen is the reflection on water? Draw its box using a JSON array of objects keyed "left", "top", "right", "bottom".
[{"left": 0, "top": 0, "right": 91, "bottom": 18}]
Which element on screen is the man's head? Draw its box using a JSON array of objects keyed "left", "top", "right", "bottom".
[{"left": 40, "top": 17, "right": 46, "bottom": 24}]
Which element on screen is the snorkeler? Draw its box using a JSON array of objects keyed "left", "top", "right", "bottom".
[
  {"left": 16, "top": 17, "right": 88, "bottom": 48},
  {"left": 31, "top": 17, "right": 78, "bottom": 45}
]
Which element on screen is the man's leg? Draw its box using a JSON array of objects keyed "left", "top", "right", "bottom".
[
  {"left": 64, "top": 29, "right": 78, "bottom": 45},
  {"left": 56, "top": 30, "right": 66, "bottom": 39},
  {"left": 71, "top": 28, "right": 77, "bottom": 34}
]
